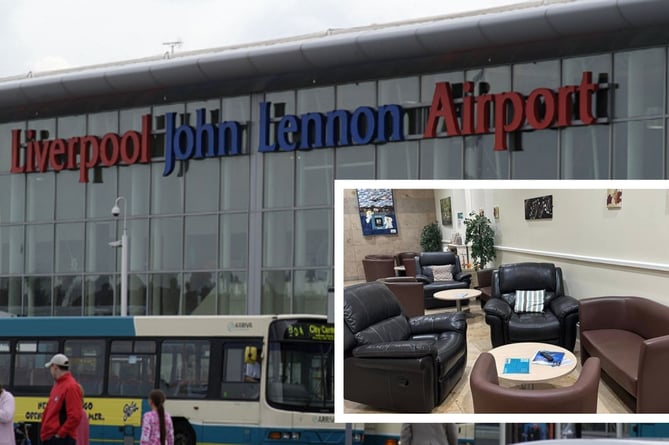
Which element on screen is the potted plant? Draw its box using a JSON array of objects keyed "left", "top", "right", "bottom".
[
  {"left": 420, "top": 221, "right": 442, "bottom": 252},
  {"left": 464, "top": 210, "right": 496, "bottom": 270}
]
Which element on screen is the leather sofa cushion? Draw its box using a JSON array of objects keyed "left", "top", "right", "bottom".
[
  {"left": 433, "top": 332, "right": 467, "bottom": 376},
  {"left": 499, "top": 263, "right": 557, "bottom": 293},
  {"left": 581, "top": 328, "right": 642, "bottom": 396},
  {"left": 508, "top": 312, "right": 560, "bottom": 343},
  {"left": 355, "top": 314, "right": 410, "bottom": 345},
  {"left": 344, "top": 282, "right": 403, "bottom": 335}
]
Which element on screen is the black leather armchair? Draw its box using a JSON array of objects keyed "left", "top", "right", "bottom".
[
  {"left": 414, "top": 252, "right": 471, "bottom": 309},
  {"left": 483, "top": 262, "right": 579, "bottom": 351},
  {"left": 344, "top": 281, "right": 467, "bottom": 412}
]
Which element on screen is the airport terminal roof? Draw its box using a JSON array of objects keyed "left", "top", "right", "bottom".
[{"left": 2, "top": 0, "right": 669, "bottom": 121}]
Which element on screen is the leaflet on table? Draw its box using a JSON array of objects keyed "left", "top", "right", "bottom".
[
  {"left": 503, "top": 357, "right": 530, "bottom": 374},
  {"left": 532, "top": 350, "right": 566, "bottom": 366}
]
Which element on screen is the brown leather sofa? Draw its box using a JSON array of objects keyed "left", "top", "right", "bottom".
[
  {"left": 475, "top": 268, "right": 494, "bottom": 307},
  {"left": 378, "top": 277, "right": 425, "bottom": 318},
  {"left": 579, "top": 296, "right": 669, "bottom": 413},
  {"left": 470, "top": 352, "right": 600, "bottom": 413},
  {"left": 362, "top": 255, "right": 395, "bottom": 281},
  {"left": 344, "top": 281, "right": 467, "bottom": 412}
]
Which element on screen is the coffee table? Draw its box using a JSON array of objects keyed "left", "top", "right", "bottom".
[
  {"left": 434, "top": 288, "right": 481, "bottom": 312},
  {"left": 488, "top": 342, "right": 577, "bottom": 388}
]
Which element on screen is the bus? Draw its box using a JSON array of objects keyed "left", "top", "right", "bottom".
[{"left": 0, "top": 315, "right": 358, "bottom": 445}]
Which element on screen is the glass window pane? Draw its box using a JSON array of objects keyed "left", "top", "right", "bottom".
[
  {"left": 218, "top": 271, "right": 247, "bottom": 315},
  {"left": 86, "top": 173, "right": 118, "bottom": 218},
  {"left": 296, "top": 149, "right": 333, "bottom": 206},
  {"left": 420, "top": 138, "right": 462, "bottom": 179},
  {"left": 26, "top": 224, "right": 53, "bottom": 273},
  {"left": 185, "top": 215, "right": 218, "bottom": 270},
  {"left": 56, "top": 223, "right": 84, "bottom": 273},
  {"left": 263, "top": 211, "right": 292, "bottom": 268},
  {"left": 295, "top": 209, "right": 332, "bottom": 267},
  {"left": 85, "top": 274, "right": 115, "bottom": 316},
  {"left": 337, "top": 81, "right": 376, "bottom": 109},
  {"left": 220, "top": 213, "right": 248, "bottom": 269},
  {"left": 54, "top": 275, "right": 83, "bottom": 316},
  {"left": 56, "top": 172, "right": 85, "bottom": 220},
  {"left": 185, "top": 161, "right": 219, "bottom": 213},
  {"left": 334, "top": 145, "right": 375, "bottom": 179},
  {"left": 298, "top": 86, "right": 335, "bottom": 113},
  {"left": 613, "top": 120, "right": 664, "bottom": 179},
  {"left": 464, "top": 134, "right": 509, "bottom": 179},
  {"left": 119, "top": 165, "right": 150, "bottom": 216},
  {"left": 0, "top": 122, "right": 22, "bottom": 172},
  {"left": 421, "top": 72, "right": 463, "bottom": 102},
  {"left": 150, "top": 217, "right": 182, "bottom": 270},
  {"left": 0, "top": 277, "right": 22, "bottom": 315},
  {"left": 160, "top": 340, "right": 210, "bottom": 398},
  {"left": 0, "top": 175, "right": 25, "bottom": 223},
  {"left": 293, "top": 269, "right": 331, "bottom": 315},
  {"left": 149, "top": 273, "right": 182, "bottom": 315},
  {"left": 184, "top": 272, "right": 216, "bottom": 315},
  {"left": 128, "top": 273, "right": 148, "bottom": 315},
  {"left": 378, "top": 77, "right": 419, "bottom": 104},
  {"left": 0, "top": 226, "right": 24, "bottom": 274},
  {"left": 26, "top": 173, "right": 55, "bottom": 222},
  {"left": 263, "top": 154, "right": 294, "bottom": 208},
  {"left": 377, "top": 141, "right": 419, "bottom": 179},
  {"left": 561, "top": 125, "right": 610, "bottom": 179},
  {"left": 24, "top": 276, "right": 52, "bottom": 316},
  {"left": 261, "top": 270, "right": 291, "bottom": 314},
  {"left": 614, "top": 48, "right": 665, "bottom": 118},
  {"left": 108, "top": 348, "right": 155, "bottom": 396},
  {"left": 151, "top": 162, "right": 183, "bottom": 214},
  {"left": 128, "top": 219, "right": 149, "bottom": 272},
  {"left": 221, "top": 157, "right": 250, "bottom": 211},
  {"left": 511, "top": 131, "right": 558, "bottom": 179},
  {"left": 152, "top": 104, "right": 185, "bottom": 159},
  {"left": 86, "top": 221, "right": 115, "bottom": 273},
  {"left": 513, "top": 60, "right": 560, "bottom": 93}
]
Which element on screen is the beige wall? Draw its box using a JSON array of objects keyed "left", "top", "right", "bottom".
[{"left": 343, "top": 189, "right": 436, "bottom": 281}]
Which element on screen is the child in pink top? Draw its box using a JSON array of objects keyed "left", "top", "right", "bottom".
[{"left": 140, "top": 390, "right": 174, "bottom": 445}]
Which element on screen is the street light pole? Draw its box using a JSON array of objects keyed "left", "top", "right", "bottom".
[{"left": 111, "top": 196, "right": 128, "bottom": 316}]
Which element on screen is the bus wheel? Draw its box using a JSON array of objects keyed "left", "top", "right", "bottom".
[{"left": 174, "top": 421, "right": 196, "bottom": 445}]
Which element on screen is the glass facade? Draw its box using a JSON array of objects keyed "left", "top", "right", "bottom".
[{"left": 0, "top": 45, "right": 668, "bottom": 316}]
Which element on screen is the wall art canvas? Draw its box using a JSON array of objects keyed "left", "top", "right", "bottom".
[
  {"left": 440, "top": 196, "right": 453, "bottom": 226},
  {"left": 356, "top": 189, "right": 398, "bottom": 236},
  {"left": 607, "top": 189, "right": 623, "bottom": 208},
  {"left": 524, "top": 195, "right": 553, "bottom": 220}
]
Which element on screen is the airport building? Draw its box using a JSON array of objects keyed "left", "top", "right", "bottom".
[{"left": 0, "top": 0, "right": 668, "bottom": 316}]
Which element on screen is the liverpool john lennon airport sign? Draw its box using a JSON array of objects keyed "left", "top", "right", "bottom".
[{"left": 9, "top": 72, "right": 606, "bottom": 183}]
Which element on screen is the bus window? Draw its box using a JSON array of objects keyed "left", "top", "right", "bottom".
[
  {"left": 108, "top": 340, "right": 156, "bottom": 397},
  {"left": 0, "top": 341, "right": 10, "bottom": 388},
  {"left": 159, "top": 340, "right": 210, "bottom": 398},
  {"left": 65, "top": 339, "right": 105, "bottom": 396},
  {"left": 14, "top": 340, "right": 59, "bottom": 390},
  {"left": 220, "top": 342, "right": 262, "bottom": 401}
]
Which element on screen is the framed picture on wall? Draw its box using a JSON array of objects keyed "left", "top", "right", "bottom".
[
  {"left": 356, "top": 189, "right": 398, "bottom": 236},
  {"left": 440, "top": 196, "right": 452, "bottom": 226},
  {"left": 607, "top": 189, "right": 622, "bottom": 208},
  {"left": 524, "top": 195, "right": 553, "bottom": 220}
]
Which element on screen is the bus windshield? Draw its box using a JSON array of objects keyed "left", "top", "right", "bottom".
[{"left": 266, "top": 319, "right": 334, "bottom": 413}]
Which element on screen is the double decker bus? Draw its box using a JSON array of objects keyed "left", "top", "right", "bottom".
[{"left": 0, "top": 314, "right": 356, "bottom": 445}]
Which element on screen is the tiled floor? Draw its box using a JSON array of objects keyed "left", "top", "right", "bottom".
[{"left": 343, "top": 298, "right": 633, "bottom": 414}]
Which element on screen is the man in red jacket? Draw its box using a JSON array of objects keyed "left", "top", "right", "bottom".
[{"left": 40, "top": 354, "right": 83, "bottom": 445}]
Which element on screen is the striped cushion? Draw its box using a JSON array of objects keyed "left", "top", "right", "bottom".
[{"left": 514, "top": 289, "right": 545, "bottom": 313}]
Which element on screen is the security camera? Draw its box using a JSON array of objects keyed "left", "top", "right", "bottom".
[{"left": 111, "top": 205, "right": 121, "bottom": 217}]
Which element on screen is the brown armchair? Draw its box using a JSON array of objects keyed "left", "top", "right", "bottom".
[
  {"left": 475, "top": 268, "right": 494, "bottom": 307},
  {"left": 362, "top": 255, "right": 395, "bottom": 282},
  {"left": 470, "top": 352, "right": 600, "bottom": 413},
  {"left": 378, "top": 277, "right": 424, "bottom": 318}
]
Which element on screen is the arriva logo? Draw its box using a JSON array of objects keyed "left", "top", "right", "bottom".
[{"left": 227, "top": 321, "right": 253, "bottom": 331}]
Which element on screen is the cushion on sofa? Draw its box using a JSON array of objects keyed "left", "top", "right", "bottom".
[
  {"left": 580, "top": 328, "right": 642, "bottom": 396},
  {"left": 432, "top": 265, "right": 454, "bottom": 281},
  {"left": 514, "top": 289, "right": 545, "bottom": 313}
]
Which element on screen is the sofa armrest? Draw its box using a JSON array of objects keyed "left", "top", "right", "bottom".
[
  {"left": 454, "top": 271, "right": 471, "bottom": 282},
  {"left": 637, "top": 334, "right": 669, "bottom": 412},
  {"left": 483, "top": 297, "right": 513, "bottom": 320},
  {"left": 548, "top": 295, "right": 579, "bottom": 321},
  {"left": 409, "top": 311, "right": 467, "bottom": 335},
  {"left": 415, "top": 274, "right": 431, "bottom": 284},
  {"left": 352, "top": 341, "right": 435, "bottom": 359}
]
